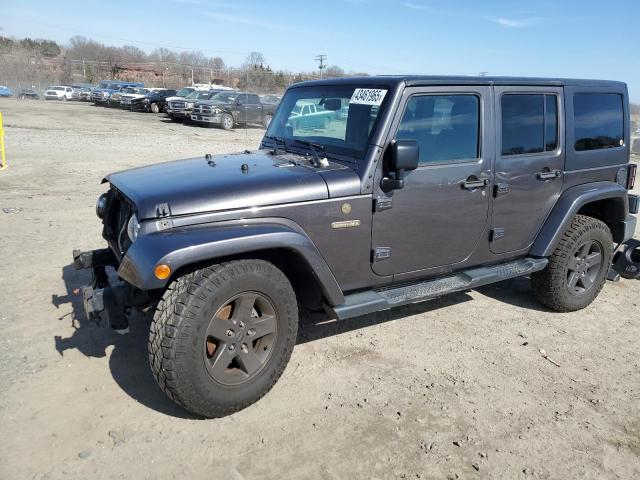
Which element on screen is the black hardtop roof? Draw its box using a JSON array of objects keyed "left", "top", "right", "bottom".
[{"left": 293, "top": 75, "right": 626, "bottom": 89}]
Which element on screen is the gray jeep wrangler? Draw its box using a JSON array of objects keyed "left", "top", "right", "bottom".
[{"left": 74, "top": 76, "right": 639, "bottom": 418}]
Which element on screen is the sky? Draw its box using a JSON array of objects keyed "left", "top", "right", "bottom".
[{"left": 2, "top": 0, "right": 639, "bottom": 100}]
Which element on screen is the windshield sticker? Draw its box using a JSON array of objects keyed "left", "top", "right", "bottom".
[{"left": 349, "top": 88, "right": 387, "bottom": 106}]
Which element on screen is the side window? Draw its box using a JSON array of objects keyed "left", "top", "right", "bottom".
[
  {"left": 501, "top": 94, "right": 558, "bottom": 156},
  {"left": 237, "top": 94, "right": 247, "bottom": 104},
  {"left": 396, "top": 94, "right": 480, "bottom": 164},
  {"left": 573, "top": 93, "right": 624, "bottom": 151},
  {"left": 248, "top": 94, "right": 260, "bottom": 104}
]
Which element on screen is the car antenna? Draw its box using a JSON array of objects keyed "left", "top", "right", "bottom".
[{"left": 244, "top": 94, "right": 248, "bottom": 153}]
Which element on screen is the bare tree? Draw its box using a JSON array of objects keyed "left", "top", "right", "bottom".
[{"left": 244, "top": 51, "right": 265, "bottom": 69}]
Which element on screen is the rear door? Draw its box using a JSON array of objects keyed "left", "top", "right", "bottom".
[
  {"left": 490, "top": 86, "right": 564, "bottom": 254},
  {"left": 246, "top": 94, "right": 262, "bottom": 122}
]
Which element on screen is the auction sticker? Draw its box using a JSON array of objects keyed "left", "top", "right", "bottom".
[{"left": 349, "top": 88, "right": 387, "bottom": 106}]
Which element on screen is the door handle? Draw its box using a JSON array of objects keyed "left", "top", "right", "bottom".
[
  {"left": 537, "top": 169, "right": 562, "bottom": 180},
  {"left": 462, "top": 178, "right": 489, "bottom": 190}
]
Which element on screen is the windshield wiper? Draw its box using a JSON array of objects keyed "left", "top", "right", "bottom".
[
  {"left": 263, "top": 135, "right": 288, "bottom": 155},
  {"left": 291, "top": 139, "right": 328, "bottom": 167}
]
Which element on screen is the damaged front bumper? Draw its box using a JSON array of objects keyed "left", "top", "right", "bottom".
[{"left": 72, "top": 248, "right": 133, "bottom": 333}]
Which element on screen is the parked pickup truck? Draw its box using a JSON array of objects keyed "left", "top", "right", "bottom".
[
  {"left": 166, "top": 89, "right": 225, "bottom": 121},
  {"left": 91, "top": 81, "right": 144, "bottom": 104},
  {"left": 191, "top": 91, "right": 277, "bottom": 129},
  {"left": 119, "top": 88, "right": 164, "bottom": 109},
  {"left": 44, "top": 86, "right": 74, "bottom": 101},
  {"left": 288, "top": 101, "right": 335, "bottom": 130},
  {"left": 74, "top": 76, "right": 638, "bottom": 418},
  {"left": 128, "top": 89, "right": 176, "bottom": 113}
]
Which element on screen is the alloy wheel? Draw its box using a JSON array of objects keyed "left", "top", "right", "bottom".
[
  {"left": 566, "top": 239, "right": 603, "bottom": 295},
  {"left": 203, "top": 292, "right": 278, "bottom": 386}
]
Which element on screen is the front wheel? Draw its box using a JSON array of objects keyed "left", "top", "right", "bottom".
[
  {"left": 220, "top": 113, "right": 234, "bottom": 130},
  {"left": 531, "top": 215, "right": 612, "bottom": 312},
  {"left": 263, "top": 114, "right": 273, "bottom": 129},
  {"left": 150, "top": 102, "right": 160, "bottom": 113},
  {"left": 149, "top": 259, "right": 298, "bottom": 418}
]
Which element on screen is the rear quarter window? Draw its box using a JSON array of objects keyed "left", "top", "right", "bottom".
[{"left": 574, "top": 93, "right": 624, "bottom": 151}]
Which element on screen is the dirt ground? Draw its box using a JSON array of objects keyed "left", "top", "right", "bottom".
[{"left": 0, "top": 98, "right": 639, "bottom": 480}]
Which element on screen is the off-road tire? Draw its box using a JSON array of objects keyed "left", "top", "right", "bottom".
[
  {"left": 149, "top": 259, "right": 298, "bottom": 418},
  {"left": 221, "top": 113, "right": 234, "bottom": 130},
  {"left": 531, "top": 215, "right": 612, "bottom": 312}
]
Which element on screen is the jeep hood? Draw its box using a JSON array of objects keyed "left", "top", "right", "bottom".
[{"left": 104, "top": 151, "right": 359, "bottom": 220}]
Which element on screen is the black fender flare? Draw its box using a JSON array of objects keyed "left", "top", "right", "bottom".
[
  {"left": 117, "top": 217, "right": 345, "bottom": 306},
  {"left": 530, "top": 181, "right": 630, "bottom": 257}
]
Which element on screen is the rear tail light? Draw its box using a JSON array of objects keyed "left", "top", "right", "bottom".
[{"left": 628, "top": 163, "right": 637, "bottom": 190}]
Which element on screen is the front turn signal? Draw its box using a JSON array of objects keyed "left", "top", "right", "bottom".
[{"left": 154, "top": 264, "right": 171, "bottom": 280}]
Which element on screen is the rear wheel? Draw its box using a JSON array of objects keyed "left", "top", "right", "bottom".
[
  {"left": 149, "top": 259, "right": 298, "bottom": 418},
  {"left": 531, "top": 215, "right": 612, "bottom": 312}
]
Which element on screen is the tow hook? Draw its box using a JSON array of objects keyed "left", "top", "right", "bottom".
[{"left": 609, "top": 239, "right": 640, "bottom": 281}]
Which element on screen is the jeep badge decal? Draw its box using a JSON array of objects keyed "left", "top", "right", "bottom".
[{"left": 331, "top": 220, "right": 361, "bottom": 229}]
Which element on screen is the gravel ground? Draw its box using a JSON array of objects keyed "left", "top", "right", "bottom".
[{"left": 0, "top": 98, "right": 639, "bottom": 480}]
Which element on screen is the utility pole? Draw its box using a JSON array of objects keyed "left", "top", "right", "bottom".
[{"left": 315, "top": 54, "right": 327, "bottom": 79}]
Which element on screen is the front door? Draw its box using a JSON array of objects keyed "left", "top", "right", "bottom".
[
  {"left": 490, "top": 87, "right": 564, "bottom": 254},
  {"left": 372, "top": 86, "right": 493, "bottom": 276}
]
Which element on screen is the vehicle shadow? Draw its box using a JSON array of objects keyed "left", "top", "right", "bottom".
[
  {"left": 297, "top": 291, "right": 474, "bottom": 344},
  {"left": 52, "top": 263, "right": 197, "bottom": 419},
  {"left": 52, "top": 261, "right": 536, "bottom": 418},
  {"left": 158, "top": 118, "right": 265, "bottom": 131},
  {"left": 474, "top": 276, "right": 551, "bottom": 312}
]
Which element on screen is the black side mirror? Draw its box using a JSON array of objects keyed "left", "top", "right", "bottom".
[{"left": 381, "top": 139, "right": 419, "bottom": 191}]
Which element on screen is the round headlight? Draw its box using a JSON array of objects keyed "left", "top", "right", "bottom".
[
  {"left": 127, "top": 213, "right": 140, "bottom": 243},
  {"left": 96, "top": 193, "right": 108, "bottom": 218}
]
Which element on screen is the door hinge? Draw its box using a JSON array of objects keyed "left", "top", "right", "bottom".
[
  {"left": 491, "top": 228, "right": 505, "bottom": 241},
  {"left": 373, "top": 197, "right": 393, "bottom": 212},
  {"left": 155, "top": 203, "right": 171, "bottom": 218},
  {"left": 372, "top": 247, "right": 391, "bottom": 262}
]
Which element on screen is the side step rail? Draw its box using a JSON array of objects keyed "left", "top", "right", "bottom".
[{"left": 331, "top": 257, "right": 548, "bottom": 320}]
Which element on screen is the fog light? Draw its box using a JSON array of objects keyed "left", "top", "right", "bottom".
[{"left": 154, "top": 264, "right": 171, "bottom": 280}]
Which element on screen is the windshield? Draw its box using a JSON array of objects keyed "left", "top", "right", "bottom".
[
  {"left": 185, "top": 90, "right": 202, "bottom": 99},
  {"left": 266, "top": 85, "right": 389, "bottom": 160},
  {"left": 210, "top": 92, "right": 237, "bottom": 103},
  {"left": 176, "top": 88, "right": 194, "bottom": 97}
]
